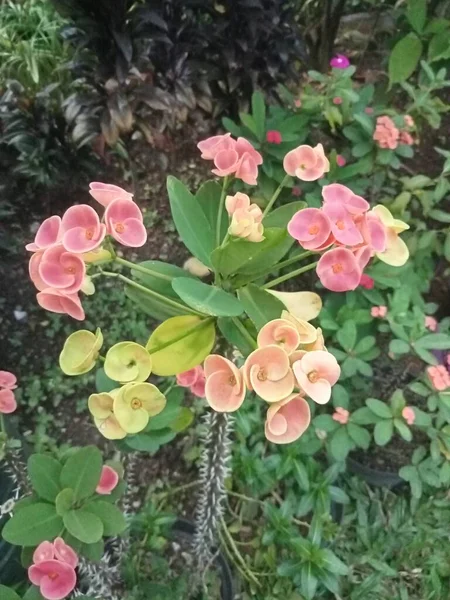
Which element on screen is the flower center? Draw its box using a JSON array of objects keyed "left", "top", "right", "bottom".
[
  {"left": 336, "top": 219, "right": 345, "bottom": 230},
  {"left": 308, "top": 370, "right": 319, "bottom": 383},
  {"left": 332, "top": 263, "right": 343, "bottom": 274},
  {"left": 48, "top": 573, "right": 58, "bottom": 581},
  {"left": 85, "top": 228, "right": 94, "bottom": 240},
  {"left": 65, "top": 266, "right": 76, "bottom": 274},
  {"left": 299, "top": 163, "right": 306, "bottom": 170},
  {"left": 257, "top": 368, "right": 267, "bottom": 382},
  {"left": 131, "top": 398, "right": 142, "bottom": 410},
  {"left": 228, "top": 375, "right": 236, "bottom": 386},
  {"left": 308, "top": 224, "right": 319, "bottom": 235},
  {"left": 115, "top": 223, "right": 125, "bottom": 233}
]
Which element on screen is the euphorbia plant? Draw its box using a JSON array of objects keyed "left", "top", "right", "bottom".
[{"left": 23, "top": 132, "right": 409, "bottom": 590}]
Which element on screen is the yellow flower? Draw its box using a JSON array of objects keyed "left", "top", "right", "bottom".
[
  {"left": 104, "top": 342, "right": 152, "bottom": 383},
  {"left": 113, "top": 382, "right": 166, "bottom": 434},
  {"left": 59, "top": 328, "right": 103, "bottom": 376},
  {"left": 267, "top": 290, "right": 322, "bottom": 322},
  {"left": 372, "top": 205, "right": 409, "bottom": 267},
  {"left": 88, "top": 391, "right": 126, "bottom": 439},
  {"left": 82, "top": 248, "right": 112, "bottom": 264}
]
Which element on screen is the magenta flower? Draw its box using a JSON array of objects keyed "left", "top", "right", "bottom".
[
  {"left": 359, "top": 274, "right": 374, "bottom": 289},
  {"left": 265, "top": 393, "right": 311, "bottom": 444},
  {"left": 322, "top": 203, "right": 363, "bottom": 246},
  {"left": 60, "top": 205, "right": 106, "bottom": 254},
  {"left": 402, "top": 406, "right": 415, "bottom": 426},
  {"left": 336, "top": 154, "right": 346, "bottom": 167},
  {"left": 105, "top": 198, "right": 147, "bottom": 247},
  {"left": 322, "top": 184, "right": 369, "bottom": 216},
  {"left": 332, "top": 97, "right": 343, "bottom": 105},
  {"left": 0, "top": 371, "right": 17, "bottom": 390},
  {"left": 317, "top": 248, "right": 361, "bottom": 292},
  {"left": 39, "top": 246, "right": 85, "bottom": 294},
  {"left": 292, "top": 350, "right": 340, "bottom": 404},
  {"left": 266, "top": 130, "right": 282, "bottom": 144},
  {"left": 96, "top": 465, "right": 119, "bottom": 495},
  {"left": 28, "top": 559, "right": 76, "bottom": 600},
  {"left": 0, "top": 388, "right": 17, "bottom": 414},
  {"left": 89, "top": 182, "right": 133, "bottom": 207},
  {"left": 25, "top": 216, "right": 61, "bottom": 252},
  {"left": 283, "top": 144, "right": 330, "bottom": 182},
  {"left": 288, "top": 208, "right": 333, "bottom": 250},
  {"left": 330, "top": 54, "right": 350, "bottom": 69},
  {"left": 37, "top": 289, "right": 85, "bottom": 321},
  {"left": 204, "top": 355, "right": 246, "bottom": 412}
]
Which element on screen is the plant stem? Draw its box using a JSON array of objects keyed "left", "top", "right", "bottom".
[
  {"left": 235, "top": 250, "right": 313, "bottom": 287},
  {"left": 216, "top": 176, "right": 229, "bottom": 247},
  {"left": 147, "top": 317, "right": 215, "bottom": 355},
  {"left": 114, "top": 256, "right": 172, "bottom": 281},
  {"left": 230, "top": 317, "right": 257, "bottom": 350},
  {"left": 262, "top": 261, "right": 318, "bottom": 289},
  {"left": 262, "top": 174, "right": 290, "bottom": 218},
  {"left": 220, "top": 517, "right": 261, "bottom": 587}
]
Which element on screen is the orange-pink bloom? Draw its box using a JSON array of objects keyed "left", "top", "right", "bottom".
[
  {"left": 204, "top": 355, "right": 246, "bottom": 412},
  {"left": 257, "top": 319, "right": 300, "bottom": 354},
  {"left": 371, "top": 305, "right": 387, "bottom": 318},
  {"left": 37, "top": 289, "right": 85, "bottom": 321},
  {"left": 292, "top": 350, "right": 340, "bottom": 404},
  {"left": 243, "top": 345, "right": 295, "bottom": 403},
  {"left": 283, "top": 143, "right": 330, "bottom": 181},
  {"left": 425, "top": 316, "right": 438, "bottom": 331},
  {"left": 332, "top": 406, "right": 349, "bottom": 424},
  {"left": 177, "top": 365, "right": 206, "bottom": 398},
  {"left": 89, "top": 181, "right": 133, "bottom": 207},
  {"left": 39, "top": 246, "right": 86, "bottom": 294},
  {"left": 60, "top": 205, "right": 106, "bottom": 254},
  {"left": 399, "top": 131, "right": 414, "bottom": 146},
  {"left": 373, "top": 116, "right": 399, "bottom": 150},
  {"left": 402, "top": 406, "right": 415, "bottom": 425},
  {"left": 427, "top": 365, "right": 450, "bottom": 391},
  {"left": 25, "top": 216, "right": 62, "bottom": 252},
  {"left": 96, "top": 465, "right": 119, "bottom": 495},
  {"left": 0, "top": 370, "right": 17, "bottom": 390},
  {"left": 288, "top": 207, "right": 333, "bottom": 250},
  {"left": 316, "top": 247, "right": 361, "bottom": 292},
  {"left": 104, "top": 198, "right": 147, "bottom": 247},
  {"left": 265, "top": 393, "right": 311, "bottom": 444}
]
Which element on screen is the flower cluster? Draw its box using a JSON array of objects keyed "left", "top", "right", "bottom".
[
  {"left": 203, "top": 312, "right": 340, "bottom": 444},
  {"left": 332, "top": 406, "right": 349, "bottom": 424},
  {"left": 28, "top": 538, "right": 78, "bottom": 600},
  {"left": 0, "top": 370, "right": 17, "bottom": 414},
  {"left": 427, "top": 365, "right": 450, "bottom": 391},
  {"left": 373, "top": 115, "right": 415, "bottom": 150},
  {"left": 198, "top": 133, "right": 263, "bottom": 185},
  {"left": 226, "top": 192, "right": 264, "bottom": 242},
  {"left": 371, "top": 305, "right": 387, "bottom": 318},
  {"left": 26, "top": 183, "right": 145, "bottom": 320},
  {"left": 288, "top": 183, "right": 409, "bottom": 292},
  {"left": 177, "top": 365, "right": 206, "bottom": 398}
]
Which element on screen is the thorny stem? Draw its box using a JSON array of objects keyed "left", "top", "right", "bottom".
[
  {"left": 262, "top": 174, "right": 290, "bottom": 218},
  {"left": 262, "top": 261, "right": 318, "bottom": 289}
]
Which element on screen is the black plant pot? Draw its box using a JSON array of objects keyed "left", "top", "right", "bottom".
[
  {"left": 0, "top": 468, "right": 25, "bottom": 585},
  {"left": 172, "top": 518, "right": 235, "bottom": 600},
  {"left": 347, "top": 456, "right": 403, "bottom": 488}
]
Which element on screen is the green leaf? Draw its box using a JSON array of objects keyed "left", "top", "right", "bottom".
[
  {"left": 217, "top": 317, "right": 256, "bottom": 357},
  {"left": 84, "top": 501, "right": 127, "bottom": 536},
  {"left": 300, "top": 563, "right": 318, "bottom": 600},
  {"left": 172, "top": 278, "right": 243, "bottom": 317},
  {"left": 196, "top": 180, "right": 228, "bottom": 242},
  {"left": 407, "top": 0, "right": 427, "bottom": 33},
  {"left": 263, "top": 201, "right": 305, "bottom": 229},
  {"left": 124, "top": 429, "right": 176, "bottom": 453},
  {"left": 394, "top": 418, "right": 412, "bottom": 441},
  {"left": 27, "top": 454, "right": 62, "bottom": 502},
  {"left": 336, "top": 321, "right": 357, "bottom": 351},
  {"left": 395, "top": 144, "right": 414, "bottom": 158},
  {"left": 354, "top": 336, "right": 376, "bottom": 355},
  {"left": 367, "top": 398, "right": 393, "bottom": 418},
  {"left": 63, "top": 509, "right": 104, "bottom": 544},
  {"left": 80, "top": 540, "right": 104, "bottom": 562},
  {"left": 146, "top": 388, "right": 183, "bottom": 430},
  {"left": 429, "top": 209, "right": 450, "bottom": 223},
  {"left": 239, "top": 112, "right": 258, "bottom": 137},
  {"left": 389, "top": 339, "right": 410, "bottom": 354},
  {"left": 55, "top": 488, "right": 75, "bottom": 516},
  {"left": 347, "top": 423, "right": 371, "bottom": 449},
  {"left": 0, "top": 585, "right": 22, "bottom": 600},
  {"left": 167, "top": 176, "right": 214, "bottom": 267},
  {"left": 251, "top": 91, "right": 266, "bottom": 140},
  {"left": 444, "top": 231, "right": 450, "bottom": 262},
  {"left": 237, "top": 284, "right": 284, "bottom": 329},
  {"left": 124, "top": 285, "right": 187, "bottom": 321},
  {"left": 352, "top": 141, "right": 372, "bottom": 158},
  {"left": 388, "top": 34, "right": 423, "bottom": 86},
  {"left": 2, "top": 504, "right": 63, "bottom": 546},
  {"left": 329, "top": 427, "right": 353, "bottom": 461},
  {"left": 374, "top": 420, "right": 394, "bottom": 446},
  {"left": 294, "top": 460, "right": 310, "bottom": 491},
  {"left": 322, "top": 548, "right": 349, "bottom": 575},
  {"left": 60, "top": 446, "right": 103, "bottom": 502},
  {"left": 222, "top": 116, "right": 242, "bottom": 137},
  {"left": 351, "top": 406, "right": 380, "bottom": 425},
  {"left": 415, "top": 333, "right": 450, "bottom": 350},
  {"left": 313, "top": 414, "right": 339, "bottom": 432},
  {"left": 95, "top": 367, "right": 117, "bottom": 393},
  {"left": 428, "top": 31, "right": 450, "bottom": 62},
  {"left": 23, "top": 587, "right": 45, "bottom": 600},
  {"left": 171, "top": 406, "right": 194, "bottom": 433},
  {"left": 353, "top": 114, "right": 375, "bottom": 136},
  {"left": 131, "top": 260, "right": 196, "bottom": 298}
]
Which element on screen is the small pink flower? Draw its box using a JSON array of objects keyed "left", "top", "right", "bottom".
[
  {"left": 336, "top": 154, "right": 346, "bottom": 167},
  {"left": 359, "top": 274, "right": 374, "bottom": 289},
  {"left": 373, "top": 116, "right": 399, "bottom": 150},
  {"left": 177, "top": 366, "right": 203, "bottom": 388},
  {"left": 294, "top": 99, "right": 302, "bottom": 108},
  {"left": 292, "top": 186, "right": 302, "bottom": 197},
  {"left": 28, "top": 559, "right": 76, "bottom": 600},
  {"left": 96, "top": 465, "right": 119, "bottom": 495},
  {"left": 404, "top": 115, "right": 414, "bottom": 128},
  {"left": 266, "top": 130, "right": 282, "bottom": 144},
  {"left": 39, "top": 246, "right": 85, "bottom": 294},
  {"left": 257, "top": 319, "right": 301, "bottom": 355},
  {"left": 353, "top": 245, "right": 372, "bottom": 272},
  {"left": 333, "top": 97, "right": 343, "bottom": 105},
  {"left": 89, "top": 182, "right": 133, "bottom": 207},
  {"left": 293, "top": 350, "right": 340, "bottom": 404},
  {"left": 402, "top": 406, "right": 415, "bottom": 426},
  {"left": 427, "top": 365, "right": 450, "bottom": 391},
  {"left": 25, "top": 216, "right": 62, "bottom": 252},
  {"left": 322, "top": 184, "right": 369, "bottom": 216},
  {"left": 284, "top": 144, "right": 330, "bottom": 182},
  {"left": 225, "top": 192, "right": 250, "bottom": 215},
  {"left": 37, "top": 289, "right": 85, "bottom": 321},
  {"left": 330, "top": 54, "right": 350, "bottom": 69},
  {"left": 371, "top": 305, "right": 387, "bottom": 318},
  {"left": 265, "top": 394, "right": 311, "bottom": 444},
  {"left": 53, "top": 538, "right": 78, "bottom": 569},
  {"left": 447, "top": 354, "right": 450, "bottom": 367},
  {"left": 0, "top": 389, "right": 17, "bottom": 414},
  {"left": 29, "top": 251, "right": 47, "bottom": 291},
  {"left": 322, "top": 203, "right": 363, "bottom": 246},
  {"left": 33, "top": 542, "right": 55, "bottom": 564},
  {"left": 243, "top": 346, "right": 295, "bottom": 403},
  {"left": 288, "top": 208, "right": 333, "bottom": 250},
  {"left": 332, "top": 406, "right": 350, "bottom": 424},
  {"left": 425, "top": 316, "right": 438, "bottom": 331},
  {"left": 357, "top": 212, "right": 387, "bottom": 253},
  {"left": 205, "top": 136, "right": 263, "bottom": 186},
  {"left": 197, "top": 134, "right": 235, "bottom": 160},
  {"left": 317, "top": 248, "right": 361, "bottom": 292},
  {"left": 365, "top": 107, "right": 374, "bottom": 115},
  {"left": 0, "top": 371, "right": 17, "bottom": 390},
  {"left": 191, "top": 375, "right": 206, "bottom": 398},
  {"left": 234, "top": 137, "right": 263, "bottom": 186},
  {"left": 60, "top": 205, "right": 106, "bottom": 253},
  {"left": 104, "top": 198, "right": 147, "bottom": 247},
  {"left": 399, "top": 131, "right": 414, "bottom": 146},
  {"left": 204, "top": 355, "right": 246, "bottom": 412}
]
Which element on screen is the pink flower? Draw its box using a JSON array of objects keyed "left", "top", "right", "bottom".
[
  {"left": 0, "top": 371, "right": 17, "bottom": 390},
  {"left": 257, "top": 319, "right": 301, "bottom": 355},
  {"left": 28, "top": 559, "right": 76, "bottom": 600},
  {"left": 371, "top": 305, "right": 387, "bottom": 318},
  {"left": 292, "top": 350, "right": 340, "bottom": 404},
  {"left": 39, "top": 246, "right": 85, "bottom": 294},
  {"left": 353, "top": 245, "right": 372, "bottom": 272},
  {"left": 330, "top": 54, "right": 350, "bottom": 69},
  {"left": 288, "top": 208, "right": 333, "bottom": 250},
  {"left": 37, "top": 289, "right": 85, "bottom": 321},
  {"left": 60, "top": 205, "right": 106, "bottom": 254},
  {"left": 294, "top": 99, "right": 302, "bottom": 108},
  {"left": 359, "top": 274, "right": 374, "bottom": 289},
  {"left": 332, "top": 406, "right": 350, "bottom": 424},
  {"left": 322, "top": 203, "right": 363, "bottom": 246},
  {"left": 204, "top": 355, "right": 246, "bottom": 412},
  {"left": 25, "top": 216, "right": 62, "bottom": 252},
  {"left": 33, "top": 542, "right": 55, "bottom": 564},
  {"left": 200, "top": 135, "right": 263, "bottom": 186},
  {"left": 266, "top": 130, "right": 282, "bottom": 144},
  {"left": 283, "top": 144, "right": 330, "bottom": 182},
  {"left": 336, "top": 154, "right": 346, "bottom": 167},
  {"left": 333, "top": 97, "right": 342, "bottom": 105},
  {"left": 373, "top": 116, "right": 399, "bottom": 150},
  {"left": 225, "top": 192, "right": 250, "bottom": 215},
  {"left": 89, "top": 182, "right": 133, "bottom": 207},
  {"left": 399, "top": 131, "right": 414, "bottom": 146},
  {"left": 53, "top": 538, "right": 78, "bottom": 569},
  {"left": 317, "top": 248, "right": 361, "bottom": 292},
  {"left": 265, "top": 394, "right": 311, "bottom": 444},
  {"left": 427, "top": 365, "right": 450, "bottom": 391},
  {"left": 191, "top": 375, "right": 206, "bottom": 398},
  {"left": 104, "top": 198, "right": 147, "bottom": 247},
  {"left": 365, "top": 107, "right": 374, "bottom": 115},
  {"left": 404, "top": 115, "right": 414, "bottom": 128},
  {"left": 96, "top": 465, "right": 119, "bottom": 495},
  {"left": 322, "top": 184, "right": 369, "bottom": 216},
  {"left": 197, "top": 133, "right": 235, "bottom": 160},
  {"left": 177, "top": 366, "right": 203, "bottom": 388},
  {"left": 0, "top": 389, "right": 17, "bottom": 414},
  {"left": 292, "top": 186, "right": 302, "bottom": 197},
  {"left": 425, "top": 316, "right": 438, "bottom": 331},
  {"left": 402, "top": 406, "right": 415, "bottom": 426},
  {"left": 357, "top": 212, "right": 387, "bottom": 253},
  {"left": 243, "top": 345, "right": 295, "bottom": 403},
  {"left": 29, "top": 251, "right": 47, "bottom": 291}
]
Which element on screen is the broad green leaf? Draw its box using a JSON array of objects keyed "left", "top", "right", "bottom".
[
  {"left": 55, "top": 488, "right": 75, "bottom": 516},
  {"left": 146, "top": 315, "right": 215, "bottom": 376},
  {"left": 171, "top": 407, "right": 194, "bottom": 432},
  {"left": 217, "top": 317, "right": 256, "bottom": 357},
  {"left": 321, "top": 548, "right": 349, "bottom": 574},
  {"left": 301, "top": 562, "right": 318, "bottom": 600},
  {"left": 329, "top": 427, "right": 353, "bottom": 461},
  {"left": 63, "top": 509, "right": 104, "bottom": 544},
  {"left": 146, "top": 387, "right": 183, "bottom": 430},
  {"left": 351, "top": 406, "right": 379, "bottom": 425},
  {"left": 239, "top": 112, "right": 258, "bottom": 137},
  {"left": 336, "top": 321, "right": 357, "bottom": 351},
  {"left": 394, "top": 418, "right": 412, "bottom": 441},
  {"left": 131, "top": 260, "right": 195, "bottom": 298},
  {"left": 237, "top": 284, "right": 284, "bottom": 329},
  {"left": 167, "top": 176, "right": 214, "bottom": 267},
  {"left": 27, "top": 454, "right": 62, "bottom": 502},
  {"left": 60, "top": 446, "right": 103, "bottom": 502},
  {"left": 172, "top": 278, "right": 243, "bottom": 317},
  {"left": 389, "top": 339, "right": 410, "bottom": 354},
  {"left": 353, "top": 114, "right": 374, "bottom": 136},
  {"left": 196, "top": 180, "right": 228, "bottom": 242},
  {"left": 0, "top": 585, "right": 22, "bottom": 600},
  {"left": 95, "top": 367, "right": 117, "bottom": 393},
  {"left": 415, "top": 333, "right": 450, "bottom": 350},
  {"left": 347, "top": 423, "right": 371, "bottom": 449},
  {"left": 429, "top": 209, "right": 450, "bottom": 223},
  {"left": 367, "top": 398, "right": 393, "bottom": 418},
  {"left": 80, "top": 540, "right": 104, "bottom": 563},
  {"left": 23, "top": 587, "right": 45, "bottom": 600},
  {"left": 354, "top": 336, "right": 376, "bottom": 355},
  {"left": 407, "top": 0, "right": 427, "bottom": 33},
  {"left": 263, "top": 201, "right": 305, "bottom": 229},
  {"left": 395, "top": 144, "right": 414, "bottom": 158},
  {"left": 428, "top": 31, "right": 450, "bottom": 62},
  {"left": 374, "top": 420, "right": 394, "bottom": 446},
  {"left": 251, "top": 91, "right": 266, "bottom": 140},
  {"left": 84, "top": 501, "right": 127, "bottom": 536},
  {"left": 124, "top": 429, "right": 176, "bottom": 452},
  {"left": 125, "top": 285, "right": 187, "bottom": 321},
  {"left": 351, "top": 142, "right": 372, "bottom": 158},
  {"left": 388, "top": 34, "right": 423, "bottom": 86},
  {"left": 2, "top": 504, "right": 63, "bottom": 546},
  {"left": 222, "top": 116, "right": 242, "bottom": 137}
]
